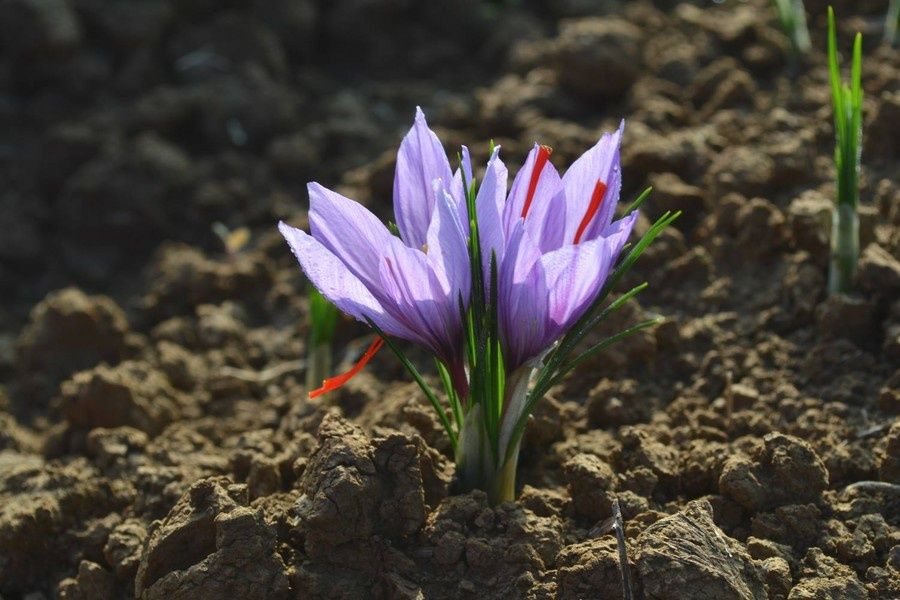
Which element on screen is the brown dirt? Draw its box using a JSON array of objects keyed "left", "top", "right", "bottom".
[{"left": 1, "top": 0, "right": 898, "bottom": 598}]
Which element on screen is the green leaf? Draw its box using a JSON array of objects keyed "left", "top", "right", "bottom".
[
  {"left": 309, "top": 287, "right": 338, "bottom": 348},
  {"left": 625, "top": 186, "right": 653, "bottom": 214}
]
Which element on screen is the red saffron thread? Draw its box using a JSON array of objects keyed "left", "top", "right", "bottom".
[
  {"left": 521, "top": 145, "right": 553, "bottom": 218},
  {"left": 573, "top": 179, "right": 608, "bottom": 244},
  {"left": 309, "top": 337, "right": 385, "bottom": 398}
]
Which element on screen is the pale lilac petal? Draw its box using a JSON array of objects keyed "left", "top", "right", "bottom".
[
  {"left": 498, "top": 223, "right": 548, "bottom": 370},
  {"left": 427, "top": 188, "right": 471, "bottom": 306},
  {"left": 601, "top": 210, "right": 638, "bottom": 257},
  {"left": 393, "top": 107, "right": 453, "bottom": 249},
  {"left": 503, "top": 144, "right": 565, "bottom": 251},
  {"left": 561, "top": 122, "right": 624, "bottom": 244},
  {"left": 378, "top": 236, "right": 462, "bottom": 361},
  {"left": 577, "top": 149, "right": 623, "bottom": 243},
  {"left": 544, "top": 210, "right": 637, "bottom": 333},
  {"left": 475, "top": 147, "right": 508, "bottom": 282},
  {"left": 307, "top": 182, "right": 393, "bottom": 289},
  {"left": 449, "top": 145, "right": 473, "bottom": 236},
  {"left": 498, "top": 212, "right": 636, "bottom": 370},
  {"left": 277, "top": 221, "right": 415, "bottom": 340}
]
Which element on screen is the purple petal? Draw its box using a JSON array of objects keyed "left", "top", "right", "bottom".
[
  {"left": 561, "top": 122, "right": 624, "bottom": 244},
  {"left": 504, "top": 143, "right": 566, "bottom": 251},
  {"left": 497, "top": 212, "right": 637, "bottom": 370},
  {"left": 277, "top": 221, "right": 415, "bottom": 340},
  {"left": 475, "top": 147, "right": 508, "bottom": 282},
  {"left": 393, "top": 107, "right": 454, "bottom": 250},
  {"left": 307, "top": 182, "right": 393, "bottom": 290},
  {"left": 427, "top": 188, "right": 471, "bottom": 306},
  {"left": 450, "top": 145, "right": 473, "bottom": 235},
  {"left": 498, "top": 223, "right": 548, "bottom": 370},
  {"left": 544, "top": 210, "right": 637, "bottom": 332},
  {"left": 378, "top": 236, "right": 462, "bottom": 361}
]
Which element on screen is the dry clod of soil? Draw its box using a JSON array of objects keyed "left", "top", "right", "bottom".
[
  {"left": 295, "top": 414, "right": 451, "bottom": 561},
  {"left": 62, "top": 361, "right": 195, "bottom": 435},
  {"left": 787, "top": 548, "right": 866, "bottom": 600},
  {"left": 548, "top": 17, "right": 643, "bottom": 100},
  {"left": 647, "top": 172, "right": 706, "bottom": 229},
  {"left": 0, "top": 455, "right": 134, "bottom": 595},
  {"left": 879, "top": 421, "right": 900, "bottom": 484},
  {"left": 143, "top": 243, "right": 272, "bottom": 320},
  {"left": 787, "top": 192, "right": 831, "bottom": 261},
  {"left": 815, "top": 294, "right": 877, "bottom": 346},
  {"left": 555, "top": 536, "right": 629, "bottom": 600},
  {"left": 856, "top": 243, "right": 900, "bottom": 295},
  {"left": 635, "top": 499, "right": 766, "bottom": 600},
  {"left": 57, "top": 559, "right": 118, "bottom": 600},
  {"left": 134, "top": 477, "right": 289, "bottom": 600},
  {"left": 719, "top": 433, "right": 828, "bottom": 513},
  {"left": 562, "top": 453, "right": 616, "bottom": 521},
  {"left": 15, "top": 287, "right": 137, "bottom": 388}
]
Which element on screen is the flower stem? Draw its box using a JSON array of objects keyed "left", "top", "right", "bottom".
[
  {"left": 455, "top": 366, "right": 533, "bottom": 504},
  {"left": 456, "top": 405, "right": 521, "bottom": 504},
  {"left": 828, "top": 202, "right": 859, "bottom": 294}
]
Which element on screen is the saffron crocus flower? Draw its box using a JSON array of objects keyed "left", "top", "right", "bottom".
[
  {"left": 279, "top": 108, "right": 678, "bottom": 504},
  {"left": 475, "top": 125, "right": 638, "bottom": 373},
  {"left": 455, "top": 126, "right": 641, "bottom": 500},
  {"left": 278, "top": 108, "right": 471, "bottom": 398}
]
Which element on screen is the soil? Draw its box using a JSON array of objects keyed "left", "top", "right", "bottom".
[{"left": 1, "top": 0, "right": 898, "bottom": 598}]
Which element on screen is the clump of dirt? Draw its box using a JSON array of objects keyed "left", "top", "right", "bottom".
[{"left": 0, "top": 0, "right": 898, "bottom": 598}]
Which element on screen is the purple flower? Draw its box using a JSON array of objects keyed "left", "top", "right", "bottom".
[
  {"left": 278, "top": 109, "right": 470, "bottom": 375},
  {"left": 476, "top": 123, "right": 637, "bottom": 371}
]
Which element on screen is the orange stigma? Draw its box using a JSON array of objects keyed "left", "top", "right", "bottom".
[
  {"left": 309, "top": 337, "right": 384, "bottom": 398},
  {"left": 521, "top": 145, "right": 552, "bottom": 218},
  {"left": 573, "top": 179, "right": 608, "bottom": 244}
]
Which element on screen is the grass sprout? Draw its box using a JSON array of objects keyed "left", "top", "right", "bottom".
[
  {"left": 826, "top": 7, "right": 863, "bottom": 294},
  {"left": 306, "top": 287, "right": 338, "bottom": 392},
  {"left": 772, "top": 0, "right": 811, "bottom": 56}
]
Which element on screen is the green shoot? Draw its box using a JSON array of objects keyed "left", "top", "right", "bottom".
[
  {"left": 306, "top": 287, "right": 338, "bottom": 392},
  {"left": 826, "top": 7, "right": 863, "bottom": 294},
  {"left": 772, "top": 0, "right": 811, "bottom": 56},
  {"left": 887, "top": 0, "right": 900, "bottom": 46}
]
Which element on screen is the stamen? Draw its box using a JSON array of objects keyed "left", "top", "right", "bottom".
[
  {"left": 573, "top": 179, "right": 608, "bottom": 244},
  {"left": 521, "top": 145, "right": 553, "bottom": 218},
  {"left": 309, "top": 337, "right": 385, "bottom": 398}
]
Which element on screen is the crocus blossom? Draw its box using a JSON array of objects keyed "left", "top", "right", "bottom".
[
  {"left": 281, "top": 109, "right": 636, "bottom": 394},
  {"left": 278, "top": 108, "right": 667, "bottom": 504},
  {"left": 469, "top": 124, "right": 637, "bottom": 372},
  {"left": 278, "top": 108, "right": 471, "bottom": 388}
]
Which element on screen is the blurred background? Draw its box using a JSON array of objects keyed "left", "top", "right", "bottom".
[{"left": 0, "top": 1, "right": 898, "bottom": 596}]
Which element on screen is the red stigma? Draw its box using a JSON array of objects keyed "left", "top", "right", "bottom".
[
  {"left": 573, "top": 179, "right": 608, "bottom": 244},
  {"left": 521, "top": 145, "right": 552, "bottom": 218},
  {"left": 309, "top": 337, "right": 385, "bottom": 398}
]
